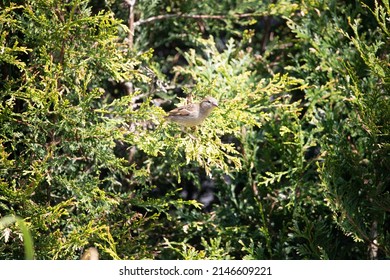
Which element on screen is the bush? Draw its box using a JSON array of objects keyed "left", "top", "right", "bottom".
[{"left": 1, "top": 0, "right": 389, "bottom": 259}]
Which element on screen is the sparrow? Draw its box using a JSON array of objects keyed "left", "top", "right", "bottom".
[{"left": 165, "top": 96, "right": 219, "bottom": 127}]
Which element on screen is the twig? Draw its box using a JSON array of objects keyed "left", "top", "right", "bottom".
[
  {"left": 126, "top": 0, "right": 136, "bottom": 49},
  {"left": 134, "top": 12, "right": 262, "bottom": 27}
]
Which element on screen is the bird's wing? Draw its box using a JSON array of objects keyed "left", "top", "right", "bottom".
[{"left": 168, "top": 103, "right": 195, "bottom": 117}]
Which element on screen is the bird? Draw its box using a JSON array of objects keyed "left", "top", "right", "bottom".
[{"left": 165, "top": 96, "right": 219, "bottom": 127}]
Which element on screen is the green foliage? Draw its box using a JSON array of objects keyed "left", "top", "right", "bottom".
[
  {"left": 286, "top": 0, "right": 390, "bottom": 259},
  {"left": 0, "top": 0, "right": 194, "bottom": 260},
  {"left": 1, "top": 0, "right": 389, "bottom": 260},
  {"left": 164, "top": 237, "right": 233, "bottom": 260},
  {"left": 319, "top": 0, "right": 390, "bottom": 257},
  {"left": 0, "top": 215, "right": 34, "bottom": 260}
]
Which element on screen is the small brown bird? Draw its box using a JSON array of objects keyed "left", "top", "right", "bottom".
[{"left": 165, "top": 96, "right": 219, "bottom": 127}]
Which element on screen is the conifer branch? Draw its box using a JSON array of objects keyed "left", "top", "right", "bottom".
[
  {"left": 134, "top": 12, "right": 261, "bottom": 27},
  {"left": 126, "top": 0, "right": 136, "bottom": 49}
]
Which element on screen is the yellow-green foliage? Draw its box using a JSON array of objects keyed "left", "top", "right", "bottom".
[{"left": 1, "top": 0, "right": 389, "bottom": 260}]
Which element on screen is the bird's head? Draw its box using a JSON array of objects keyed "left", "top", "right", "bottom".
[{"left": 200, "top": 96, "right": 219, "bottom": 110}]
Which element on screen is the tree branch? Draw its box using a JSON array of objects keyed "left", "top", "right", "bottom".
[
  {"left": 126, "top": 0, "right": 136, "bottom": 49},
  {"left": 134, "top": 12, "right": 261, "bottom": 27}
]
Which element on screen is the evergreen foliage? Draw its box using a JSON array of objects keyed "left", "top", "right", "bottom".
[{"left": 1, "top": 0, "right": 389, "bottom": 259}]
